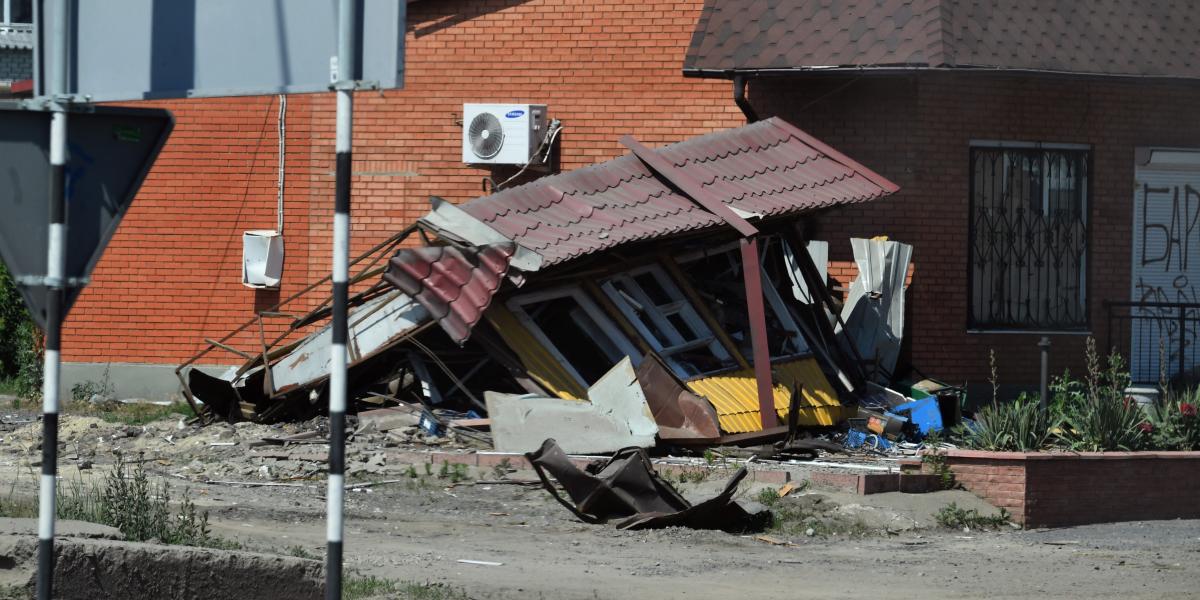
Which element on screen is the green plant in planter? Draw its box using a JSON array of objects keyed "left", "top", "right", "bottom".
[
  {"left": 1056, "top": 339, "right": 1150, "bottom": 452},
  {"left": 957, "top": 393, "right": 1057, "bottom": 451},
  {"left": 1145, "top": 387, "right": 1200, "bottom": 451}
]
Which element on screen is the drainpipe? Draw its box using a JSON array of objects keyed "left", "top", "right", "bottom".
[{"left": 733, "top": 75, "right": 758, "bottom": 124}]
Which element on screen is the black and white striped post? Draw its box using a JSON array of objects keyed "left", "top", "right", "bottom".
[
  {"left": 326, "top": 0, "right": 356, "bottom": 597},
  {"left": 37, "top": 1, "right": 69, "bottom": 598}
]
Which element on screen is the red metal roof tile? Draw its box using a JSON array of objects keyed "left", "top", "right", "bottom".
[
  {"left": 382, "top": 243, "right": 515, "bottom": 344},
  {"left": 452, "top": 117, "right": 896, "bottom": 268}
]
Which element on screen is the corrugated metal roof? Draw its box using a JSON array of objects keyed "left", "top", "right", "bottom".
[
  {"left": 0, "top": 27, "right": 33, "bottom": 50},
  {"left": 684, "top": 0, "right": 1200, "bottom": 80},
  {"left": 382, "top": 243, "right": 514, "bottom": 344},
  {"left": 461, "top": 117, "right": 898, "bottom": 268},
  {"left": 685, "top": 357, "right": 849, "bottom": 433}
]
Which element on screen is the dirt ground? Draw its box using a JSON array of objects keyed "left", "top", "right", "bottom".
[{"left": 2, "top": 405, "right": 1199, "bottom": 599}]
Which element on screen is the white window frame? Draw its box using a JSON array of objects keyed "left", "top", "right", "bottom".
[
  {"left": 601, "top": 264, "right": 733, "bottom": 379},
  {"left": 506, "top": 285, "right": 641, "bottom": 389}
]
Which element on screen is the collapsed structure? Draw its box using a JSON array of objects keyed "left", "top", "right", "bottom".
[{"left": 178, "top": 117, "right": 923, "bottom": 449}]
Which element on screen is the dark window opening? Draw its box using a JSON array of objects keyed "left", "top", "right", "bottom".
[{"left": 968, "top": 146, "right": 1089, "bottom": 330}]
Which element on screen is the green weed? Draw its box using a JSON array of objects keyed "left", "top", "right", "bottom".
[
  {"left": 343, "top": 577, "right": 469, "bottom": 600},
  {"left": 935, "top": 502, "right": 1011, "bottom": 530}
]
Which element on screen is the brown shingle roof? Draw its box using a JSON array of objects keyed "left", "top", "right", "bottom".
[
  {"left": 459, "top": 117, "right": 899, "bottom": 268},
  {"left": 684, "top": 0, "right": 1200, "bottom": 79}
]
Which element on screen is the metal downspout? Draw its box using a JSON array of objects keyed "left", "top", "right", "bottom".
[{"left": 733, "top": 75, "right": 758, "bottom": 123}]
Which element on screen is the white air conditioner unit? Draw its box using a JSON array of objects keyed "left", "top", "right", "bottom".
[
  {"left": 242, "top": 230, "right": 284, "bottom": 289},
  {"left": 462, "top": 103, "right": 547, "bottom": 165}
]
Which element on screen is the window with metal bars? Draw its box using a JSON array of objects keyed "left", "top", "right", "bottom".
[{"left": 968, "top": 144, "right": 1090, "bottom": 331}]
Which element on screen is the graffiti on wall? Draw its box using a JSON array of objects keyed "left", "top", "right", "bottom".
[{"left": 1132, "top": 177, "right": 1200, "bottom": 381}]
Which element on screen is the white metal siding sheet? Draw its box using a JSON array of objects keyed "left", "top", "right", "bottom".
[{"left": 1131, "top": 152, "right": 1200, "bottom": 381}]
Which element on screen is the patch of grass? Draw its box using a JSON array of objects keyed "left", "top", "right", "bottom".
[
  {"left": 70, "top": 400, "right": 195, "bottom": 426},
  {"left": 344, "top": 577, "right": 469, "bottom": 600},
  {"left": 755, "top": 486, "right": 869, "bottom": 538},
  {"left": 490, "top": 457, "right": 512, "bottom": 480},
  {"left": 0, "top": 377, "right": 20, "bottom": 397},
  {"left": 935, "top": 502, "right": 1011, "bottom": 530},
  {"left": 436, "top": 462, "right": 469, "bottom": 484},
  {"left": 286, "top": 545, "right": 317, "bottom": 560}
]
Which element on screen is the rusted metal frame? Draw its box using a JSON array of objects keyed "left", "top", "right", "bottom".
[
  {"left": 257, "top": 314, "right": 276, "bottom": 398},
  {"left": 659, "top": 255, "right": 750, "bottom": 370},
  {"left": 739, "top": 238, "right": 780, "bottom": 428},
  {"left": 622, "top": 135, "right": 776, "bottom": 429},
  {"left": 202, "top": 338, "right": 255, "bottom": 360},
  {"left": 175, "top": 227, "right": 416, "bottom": 374}
]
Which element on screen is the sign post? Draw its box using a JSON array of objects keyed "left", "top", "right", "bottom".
[
  {"left": 24, "top": 3, "right": 404, "bottom": 597},
  {"left": 38, "top": 3, "right": 68, "bottom": 597},
  {"left": 0, "top": 97, "right": 175, "bottom": 600},
  {"left": 326, "top": 1, "right": 356, "bottom": 596}
]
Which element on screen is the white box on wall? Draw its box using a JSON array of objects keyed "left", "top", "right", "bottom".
[{"left": 242, "top": 230, "right": 284, "bottom": 289}]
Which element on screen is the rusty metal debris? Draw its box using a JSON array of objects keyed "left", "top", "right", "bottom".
[{"left": 525, "top": 439, "right": 770, "bottom": 532}]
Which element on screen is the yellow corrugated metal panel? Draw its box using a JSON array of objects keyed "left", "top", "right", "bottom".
[
  {"left": 485, "top": 305, "right": 587, "bottom": 400},
  {"left": 686, "top": 357, "right": 849, "bottom": 433}
]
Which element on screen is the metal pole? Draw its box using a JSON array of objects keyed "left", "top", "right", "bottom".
[
  {"left": 739, "top": 238, "right": 778, "bottom": 430},
  {"left": 37, "top": 1, "right": 69, "bottom": 598},
  {"left": 1038, "top": 336, "right": 1051, "bottom": 411},
  {"left": 326, "top": 0, "right": 355, "bottom": 598}
]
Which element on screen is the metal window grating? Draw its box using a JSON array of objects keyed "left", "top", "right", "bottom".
[{"left": 968, "top": 146, "right": 1090, "bottom": 330}]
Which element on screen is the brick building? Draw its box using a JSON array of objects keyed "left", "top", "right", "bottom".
[
  {"left": 686, "top": 0, "right": 1200, "bottom": 397},
  {"left": 55, "top": 0, "right": 1200, "bottom": 401}
]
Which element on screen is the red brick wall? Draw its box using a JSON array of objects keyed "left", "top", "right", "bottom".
[
  {"left": 942, "top": 450, "right": 1200, "bottom": 528},
  {"left": 753, "top": 73, "right": 1200, "bottom": 385},
  {"left": 63, "top": 0, "right": 742, "bottom": 365}
]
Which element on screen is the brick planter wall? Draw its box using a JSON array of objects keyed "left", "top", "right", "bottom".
[{"left": 939, "top": 450, "right": 1200, "bottom": 528}]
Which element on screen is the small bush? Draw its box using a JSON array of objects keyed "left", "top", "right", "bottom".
[
  {"left": 935, "top": 502, "right": 1011, "bottom": 530},
  {"left": 1145, "top": 388, "right": 1200, "bottom": 450},
  {"left": 101, "top": 453, "right": 226, "bottom": 547},
  {"left": 1056, "top": 341, "right": 1150, "bottom": 452}
]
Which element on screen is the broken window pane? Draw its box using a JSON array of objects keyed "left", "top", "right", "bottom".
[{"left": 509, "top": 288, "right": 640, "bottom": 387}]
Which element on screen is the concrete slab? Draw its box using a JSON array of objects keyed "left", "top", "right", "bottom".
[
  {"left": 487, "top": 357, "right": 658, "bottom": 454},
  {"left": 0, "top": 518, "right": 122, "bottom": 540},
  {"left": 0, "top": 534, "right": 323, "bottom": 600}
]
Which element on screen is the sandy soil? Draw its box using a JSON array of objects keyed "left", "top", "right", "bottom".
[{"left": 2, "top": 409, "right": 1199, "bottom": 599}]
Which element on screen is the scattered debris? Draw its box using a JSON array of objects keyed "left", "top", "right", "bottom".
[{"left": 525, "top": 439, "right": 769, "bottom": 532}]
